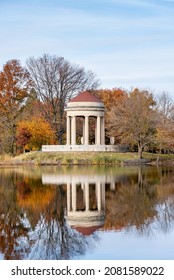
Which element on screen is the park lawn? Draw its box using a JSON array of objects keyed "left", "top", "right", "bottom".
[{"left": 1, "top": 151, "right": 174, "bottom": 166}]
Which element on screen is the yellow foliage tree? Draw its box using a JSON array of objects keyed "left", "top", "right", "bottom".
[{"left": 17, "top": 117, "right": 56, "bottom": 151}]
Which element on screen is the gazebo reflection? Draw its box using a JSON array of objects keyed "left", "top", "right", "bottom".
[
  {"left": 42, "top": 173, "right": 108, "bottom": 235},
  {"left": 67, "top": 182, "right": 105, "bottom": 235}
]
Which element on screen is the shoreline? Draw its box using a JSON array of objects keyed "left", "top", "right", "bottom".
[{"left": 1, "top": 151, "right": 174, "bottom": 167}]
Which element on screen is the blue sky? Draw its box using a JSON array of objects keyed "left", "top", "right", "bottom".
[{"left": 0, "top": 0, "right": 174, "bottom": 96}]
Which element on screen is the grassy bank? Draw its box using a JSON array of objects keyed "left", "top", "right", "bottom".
[{"left": 1, "top": 151, "right": 174, "bottom": 166}]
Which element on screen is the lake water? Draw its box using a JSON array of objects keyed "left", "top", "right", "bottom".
[{"left": 0, "top": 165, "right": 174, "bottom": 260}]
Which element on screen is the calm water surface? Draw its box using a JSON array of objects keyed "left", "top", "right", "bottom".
[{"left": 0, "top": 165, "right": 174, "bottom": 260}]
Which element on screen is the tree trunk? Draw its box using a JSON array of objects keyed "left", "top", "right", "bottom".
[
  {"left": 138, "top": 143, "right": 143, "bottom": 159},
  {"left": 138, "top": 167, "right": 143, "bottom": 188}
]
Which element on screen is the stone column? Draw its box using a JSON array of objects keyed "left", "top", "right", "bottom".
[
  {"left": 96, "top": 116, "right": 101, "bottom": 145},
  {"left": 85, "top": 182, "right": 89, "bottom": 211},
  {"left": 66, "top": 116, "right": 71, "bottom": 145},
  {"left": 102, "top": 182, "right": 105, "bottom": 210},
  {"left": 67, "top": 183, "right": 71, "bottom": 211},
  {"left": 82, "top": 117, "right": 85, "bottom": 145},
  {"left": 71, "top": 116, "right": 76, "bottom": 145},
  {"left": 84, "top": 116, "right": 89, "bottom": 145},
  {"left": 71, "top": 182, "right": 76, "bottom": 211},
  {"left": 95, "top": 119, "right": 97, "bottom": 144},
  {"left": 111, "top": 182, "right": 115, "bottom": 190},
  {"left": 101, "top": 116, "right": 105, "bottom": 145},
  {"left": 81, "top": 182, "right": 85, "bottom": 191},
  {"left": 97, "top": 182, "right": 102, "bottom": 211}
]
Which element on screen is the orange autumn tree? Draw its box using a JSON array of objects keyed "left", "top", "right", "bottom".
[
  {"left": 0, "top": 59, "right": 32, "bottom": 154},
  {"left": 94, "top": 88, "right": 126, "bottom": 111},
  {"left": 94, "top": 88, "right": 127, "bottom": 143},
  {"left": 17, "top": 117, "right": 56, "bottom": 152}
]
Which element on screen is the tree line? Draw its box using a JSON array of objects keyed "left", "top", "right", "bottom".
[
  {"left": 95, "top": 88, "right": 174, "bottom": 158},
  {"left": 0, "top": 54, "right": 173, "bottom": 158}
]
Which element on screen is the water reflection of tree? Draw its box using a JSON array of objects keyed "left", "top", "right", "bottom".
[
  {"left": 156, "top": 200, "right": 174, "bottom": 234},
  {"left": 1, "top": 166, "right": 174, "bottom": 259},
  {"left": 0, "top": 171, "right": 30, "bottom": 259},
  {"left": 105, "top": 167, "right": 174, "bottom": 236},
  {"left": 155, "top": 168, "right": 174, "bottom": 234},
  {"left": 0, "top": 171, "right": 97, "bottom": 260},
  {"left": 28, "top": 185, "right": 97, "bottom": 260}
]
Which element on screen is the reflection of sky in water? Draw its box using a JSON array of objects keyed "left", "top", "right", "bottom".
[
  {"left": 77, "top": 227, "right": 174, "bottom": 260},
  {"left": 77, "top": 202, "right": 174, "bottom": 260}
]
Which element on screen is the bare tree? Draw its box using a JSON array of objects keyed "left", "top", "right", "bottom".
[
  {"left": 156, "top": 92, "right": 173, "bottom": 123},
  {"left": 156, "top": 92, "right": 174, "bottom": 152},
  {"left": 26, "top": 54, "right": 99, "bottom": 143},
  {"left": 107, "top": 88, "right": 157, "bottom": 159}
]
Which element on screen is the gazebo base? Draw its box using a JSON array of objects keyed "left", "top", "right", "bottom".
[{"left": 42, "top": 144, "right": 128, "bottom": 152}]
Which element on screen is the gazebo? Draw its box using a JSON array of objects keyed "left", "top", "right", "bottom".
[
  {"left": 42, "top": 90, "right": 123, "bottom": 151},
  {"left": 65, "top": 91, "right": 105, "bottom": 146}
]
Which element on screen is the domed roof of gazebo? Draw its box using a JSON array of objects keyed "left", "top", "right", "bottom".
[
  {"left": 72, "top": 225, "right": 103, "bottom": 236},
  {"left": 66, "top": 90, "right": 104, "bottom": 111},
  {"left": 69, "top": 91, "right": 102, "bottom": 103}
]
